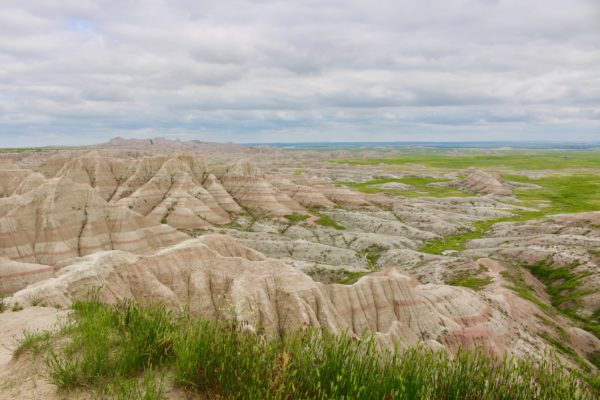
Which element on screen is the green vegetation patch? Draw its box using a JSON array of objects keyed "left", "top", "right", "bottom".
[
  {"left": 589, "top": 350, "right": 600, "bottom": 369},
  {"left": 33, "top": 300, "right": 596, "bottom": 399},
  {"left": 285, "top": 214, "right": 309, "bottom": 224},
  {"left": 505, "top": 174, "right": 600, "bottom": 214},
  {"left": 341, "top": 177, "right": 470, "bottom": 198},
  {"left": 0, "top": 147, "right": 50, "bottom": 153},
  {"left": 280, "top": 214, "right": 311, "bottom": 234},
  {"left": 421, "top": 211, "right": 542, "bottom": 254},
  {"left": 525, "top": 261, "right": 591, "bottom": 309},
  {"left": 333, "top": 153, "right": 600, "bottom": 257},
  {"left": 331, "top": 149, "right": 600, "bottom": 170},
  {"left": 358, "top": 244, "right": 387, "bottom": 271},
  {"left": 500, "top": 269, "right": 555, "bottom": 315},
  {"left": 336, "top": 271, "right": 371, "bottom": 285},
  {"left": 310, "top": 210, "right": 346, "bottom": 230},
  {"left": 448, "top": 275, "right": 493, "bottom": 291},
  {"left": 522, "top": 260, "right": 598, "bottom": 338}
]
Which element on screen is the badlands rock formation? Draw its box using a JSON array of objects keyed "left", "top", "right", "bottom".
[
  {"left": 33, "top": 152, "right": 372, "bottom": 226},
  {"left": 459, "top": 170, "right": 512, "bottom": 196},
  {"left": 0, "top": 258, "right": 54, "bottom": 295},
  {"left": 0, "top": 176, "right": 186, "bottom": 267},
  {"left": 8, "top": 234, "right": 594, "bottom": 365}
]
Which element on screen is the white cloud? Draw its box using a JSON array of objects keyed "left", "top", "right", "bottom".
[{"left": 0, "top": 0, "right": 599, "bottom": 146}]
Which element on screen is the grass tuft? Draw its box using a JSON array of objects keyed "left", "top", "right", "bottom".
[{"left": 14, "top": 330, "right": 52, "bottom": 358}]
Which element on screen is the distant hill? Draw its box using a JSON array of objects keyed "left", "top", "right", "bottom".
[{"left": 93, "top": 136, "right": 278, "bottom": 154}]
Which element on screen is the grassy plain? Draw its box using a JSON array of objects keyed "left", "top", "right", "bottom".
[{"left": 331, "top": 149, "right": 600, "bottom": 170}]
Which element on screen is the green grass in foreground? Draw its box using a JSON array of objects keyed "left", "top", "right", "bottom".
[
  {"left": 31, "top": 300, "right": 596, "bottom": 399},
  {"left": 341, "top": 177, "right": 470, "bottom": 198},
  {"left": 331, "top": 150, "right": 600, "bottom": 170}
]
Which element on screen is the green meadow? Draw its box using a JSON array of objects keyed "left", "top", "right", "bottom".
[{"left": 331, "top": 149, "right": 600, "bottom": 170}]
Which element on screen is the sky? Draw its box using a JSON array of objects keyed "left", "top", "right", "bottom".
[{"left": 1, "top": 0, "right": 599, "bottom": 147}]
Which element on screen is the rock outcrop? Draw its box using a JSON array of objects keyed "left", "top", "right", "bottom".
[
  {"left": 0, "top": 257, "right": 54, "bottom": 295},
  {"left": 460, "top": 170, "right": 512, "bottom": 196}
]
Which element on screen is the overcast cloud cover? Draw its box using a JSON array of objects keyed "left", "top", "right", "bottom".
[{"left": 1, "top": 0, "right": 599, "bottom": 146}]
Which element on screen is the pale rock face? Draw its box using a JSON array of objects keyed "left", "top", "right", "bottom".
[
  {"left": 13, "top": 172, "right": 47, "bottom": 196},
  {"left": 55, "top": 151, "right": 128, "bottom": 201},
  {"left": 0, "top": 257, "right": 54, "bottom": 295},
  {"left": 0, "top": 169, "right": 41, "bottom": 198},
  {"left": 0, "top": 176, "right": 187, "bottom": 266},
  {"left": 37, "top": 154, "right": 71, "bottom": 177},
  {"left": 223, "top": 159, "right": 263, "bottom": 177},
  {"left": 267, "top": 175, "right": 335, "bottom": 208},
  {"left": 203, "top": 174, "right": 242, "bottom": 212},
  {"left": 219, "top": 160, "right": 304, "bottom": 216},
  {"left": 53, "top": 153, "right": 236, "bottom": 229},
  {"left": 93, "top": 136, "right": 274, "bottom": 155},
  {"left": 296, "top": 177, "right": 370, "bottom": 206},
  {"left": 49, "top": 153, "right": 346, "bottom": 227}
]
